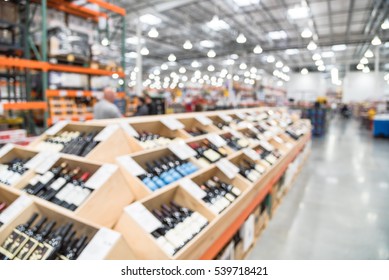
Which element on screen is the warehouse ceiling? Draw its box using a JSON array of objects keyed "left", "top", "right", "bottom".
[{"left": 111, "top": 0, "right": 389, "bottom": 79}]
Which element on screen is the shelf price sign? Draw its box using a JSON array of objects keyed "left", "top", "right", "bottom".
[
  {"left": 160, "top": 117, "right": 185, "bottom": 131},
  {"left": 168, "top": 140, "right": 197, "bottom": 160},
  {"left": 195, "top": 115, "right": 213, "bottom": 126},
  {"left": 216, "top": 159, "right": 239, "bottom": 180},
  {"left": 125, "top": 202, "right": 163, "bottom": 233}
]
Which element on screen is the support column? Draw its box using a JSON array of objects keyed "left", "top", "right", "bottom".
[
  {"left": 41, "top": 0, "right": 48, "bottom": 128},
  {"left": 121, "top": 16, "right": 127, "bottom": 95},
  {"left": 228, "top": 64, "right": 236, "bottom": 108},
  {"left": 136, "top": 20, "right": 143, "bottom": 97}
]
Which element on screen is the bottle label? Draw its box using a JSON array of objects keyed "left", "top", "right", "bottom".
[
  {"left": 55, "top": 183, "right": 74, "bottom": 201},
  {"left": 72, "top": 187, "right": 91, "bottom": 207},
  {"left": 38, "top": 171, "right": 55, "bottom": 185},
  {"left": 203, "top": 149, "right": 221, "bottom": 162},
  {"left": 62, "top": 184, "right": 77, "bottom": 205},
  {"left": 156, "top": 236, "right": 175, "bottom": 256},
  {"left": 125, "top": 202, "right": 163, "bottom": 233},
  {"left": 50, "top": 177, "right": 67, "bottom": 191}
]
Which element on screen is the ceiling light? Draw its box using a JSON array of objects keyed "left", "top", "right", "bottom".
[
  {"left": 126, "top": 36, "right": 144, "bottom": 45},
  {"left": 301, "top": 68, "right": 308, "bottom": 75},
  {"left": 253, "top": 45, "right": 263, "bottom": 54},
  {"left": 231, "top": 54, "right": 239, "bottom": 60},
  {"left": 285, "top": 48, "right": 299, "bottom": 55},
  {"left": 227, "top": 74, "right": 232, "bottom": 79},
  {"left": 168, "top": 54, "right": 176, "bottom": 62},
  {"left": 315, "top": 60, "right": 324, "bottom": 66},
  {"left": 148, "top": 27, "right": 159, "bottom": 38},
  {"left": 312, "top": 53, "right": 321, "bottom": 60},
  {"left": 207, "top": 49, "right": 216, "bottom": 58},
  {"left": 382, "top": 19, "right": 389, "bottom": 30},
  {"left": 364, "top": 49, "right": 374, "bottom": 58},
  {"left": 275, "top": 61, "right": 283, "bottom": 68},
  {"left": 220, "top": 69, "right": 228, "bottom": 77},
  {"left": 191, "top": 60, "right": 201, "bottom": 68},
  {"left": 268, "top": 30, "right": 287, "bottom": 40},
  {"left": 277, "top": 81, "right": 283, "bottom": 86},
  {"left": 161, "top": 63, "right": 168, "bottom": 70},
  {"left": 112, "top": 73, "right": 119, "bottom": 79},
  {"left": 232, "top": 0, "right": 260, "bottom": 7},
  {"left": 203, "top": 75, "right": 209, "bottom": 81},
  {"left": 207, "top": 15, "right": 230, "bottom": 31},
  {"left": 182, "top": 75, "right": 188, "bottom": 82},
  {"left": 139, "top": 14, "right": 162, "bottom": 25},
  {"left": 179, "top": 67, "right": 186, "bottom": 74},
  {"left": 244, "top": 71, "right": 250, "bottom": 77},
  {"left": 282, "top": 66, "right": 290, "bottom": 72},
  {"left": 208, "top": 65, "right": 215, "bottom": 72},
  {"left": 372, "top": 36, "right": 382, "bottom": 46},
  {"left": 363, "top": 66, "right": 370, "bottom": 73},
  {"left": 307, "top": 41, "right": 317, "bottom": 50},
  {"left": 101, "top": 38, "right": 110, "bottom": 46},
  {"left": 153, "top": 69, "right": 160, "bottom": 75},
  {"left": 224, "top": 59, "right": 235, "bottom": 65},
  {"left": 321, "top": 51, "right": 334, "bottom": 58},
  {"left": 266, "top": 55, "right": 275, "bottom": 63},
  {"left": 236, "top": 33, "right": 247, "bottom": 44},
  {"left": 233, "top": 75, "right": 239, "bottom": 81},
  {"left": 140, "top": 47, "right": 149, "bottom": 56},
  {"left": 356, "top": 63, "right": 364, "bottom": 70},
  {"left": 200, "top": 40, "right": 215, "bottom": 48},
  {"left": 332, "top": 44, "right": 347, "bottom": 51},
  {"left": 301, "top": 28, "right": 312, "bottom": 38},
  {"left": 360, "top": 57, "right": 368, "bottom": 64},
  {"left": 250, "top": 67, "right": 257, "bottom": 73},
  {"left": 287, "top": 6, "right": 310, "bottom": 20},
  {"left": 318, "top": 65, "right": 325, "bottom": 71},
  {"left": 240, "top": 63, "right": 247, "bottom": 70},
  {"left": 331, "top": 68, "right": 339, "bottom": 84},
  {"left": 183, "top": 40, "right": 193, "bottom": 49}
]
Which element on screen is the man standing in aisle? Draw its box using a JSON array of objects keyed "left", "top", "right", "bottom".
[{"left": 93, "top": 87, "right": 123, "bottom": 119}]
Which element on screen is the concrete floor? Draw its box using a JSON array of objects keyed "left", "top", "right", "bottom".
[{"left": 248, "top": 117, "right": 389, "bottom": 260}]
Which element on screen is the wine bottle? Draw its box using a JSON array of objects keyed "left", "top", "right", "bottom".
[
  {"left": 170, "top": 201, "right": 208, "bottom": 230},
  {"left": 160, "top": 207, "right": 192, "bottom": 244},
  {"left": 39, "top": 222, "right": 73, "bottom": 260},
  {"left": 60, "top": 235, "right": 88, "bottom": 260},
  {"left": 27, "top": 162, "right": 68, "bottom": 195},
  {"left": 212, "top": 176, "right": 241, "bottom": 197},
  {"left": 151, "top": 230, "right": 176, "bottom": 256},
  {"left": 19, "top": 221, "right": 56, "bottom": 260},
  {"left": 203, "top": 139, "right": 228, "bottom": 157},
  {"left": 14, "top": 216, "right": 47, "bottom": 260},
  {"left": 41, "top": 167, "right": 81, "bottom": 201},
  {"left": 0, "top": 212, "right": 39, "bottom": 260},
  {"left": 152, "top": 209, "right": 185, "bottom": 251},
  {"left": 50, "top": 171, "right": 85, "bottom": 209},
  {"left": 66, "top": 172, "right": 92, "bottom": 211},
  {"left": 163, "top": 204, "right": 200, "bottom": 238},
  {"left": 205, "top": 181, "right": 235, "bottom": 204},
  {"left": 80, "top": 131, "right": 99, "bottom": 157}
]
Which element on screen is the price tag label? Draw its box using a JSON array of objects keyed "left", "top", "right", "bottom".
[
  {"left": 243, "top": 148, "right": 260, "bottom": 161},
  {"left": 94, "top": 124, "right": 119, "bottom": 142},
  {"left": 216, "top": 158, "right": 239, "bottom": 180},
  {"left": 247, "top": 125, "right": 260, "bottom": 134},
  {"left": 0, "top": 195, "right": 33, "bottom": 225},
  {"left": 168, "top": 140, "right": 197, "bottom": 160},
  {"left": 78, "top": 228, "right": 121, "bottom": 260},
  {"left": 235, "top": 112, "right": 247, "bottom": 120},
  {"left": 218, "top": 113, "right": 233, "bottom": 123},
  {"left": 273, "top": 136, "right": 284, "bottom": 144},
  {"left": 125, "top": 202, "right": 163, "bottom": 233},
  {"left": 206, "top": 133, "right": 227, "bottom": 148},
  {"left": 85, "top": 164, "right": 118, "bottom": 190},
  {"left": 120, "top": 122, "right": 139, "bottom": 138},
  {"left": 227, "top": 128, "right": 243, "bottom": 139},
  {"left": 195, "top": 115, "right": 213, "bottom": 126},
  {"left": 45, "top": 120, "right": 69, "bottom": 136},
  {"left": 180, "top": 178, "right": 206, "bottom": 199},
  {"left": 59, "top": 90, "right": 67, "bottom": 97},
  {"left": 35, "top": 153, "right": 61, "bottom": 174},
  {"left": 116, "top": 155, "right": 146, "bottom": 177},
  {"left": 0, "top": 143, "right": 14, "bottom": 158},
  {"left": 24, "top": 151, "right": 52, "bottom": 170},
  {"left": 160, "top": 117, "right": 185, "bottom": 131}
]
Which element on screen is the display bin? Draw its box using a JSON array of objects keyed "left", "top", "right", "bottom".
[
  {"left": 116, "top": 147, "right": 202, "bottom": 200},
  {"left": 0, "top": 190, "right": 32, "bottom": 233},
  {"left": 126, "top": 119, "right": 190, "bottom": 151},
  {"left": 0, "top": 200, "right": 135, "bottom": 260},
  {"left": 219, "top": 130, "right": 251, "bottom": 151},
  {"left": 11, "top": 154, "right": 134, "bottom": 228},
  {"left": 114, "top": 185, "right": 216, "bottom": 260},
  {"left": 176, "top": 116, "right": 221, "bottom": 137},
  {"left": 208, "top": 113, "right": 233, "bottom": 130},
  {"left": 28, "top": 122, "right": 133, "bottom": 163}
]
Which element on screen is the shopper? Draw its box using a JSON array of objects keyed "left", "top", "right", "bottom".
[
  {"left": 93, "top": 87, "right": 123, "bottom": 119},
  {"left": 133, "top": 97, "right": 150, "bottom": 116},
  {"left": 145, "top": 94, "right": 158, "bottom": 115}
]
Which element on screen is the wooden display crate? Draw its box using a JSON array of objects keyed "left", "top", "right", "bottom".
[
  {"left": 0, "top": 145, "right": 42, "bottom": 191},
  {"left": 10, "top": 154, "right": 134, "bottom": 228},
  {"left": 176, "top": 117, "right": 221, "bottom": 138},
  {"left": 114, "top": 185, "right": 216, "bottom": 260},
  {"left": 189, "top": 166, "right": 251, "bottom": 215},
  {"left": 126, "top": 119, "right": 190, "bottom": 152},
  {"left": 28, "top": 122, "right": 133, "bottom": 163},
  {"left": 0, "top": 200, "right": 135, "bottom": 260},
  {"left": 116, "top": 147, "right": 202, "bottom": 200},
  {"left": 219, "top": 131, "right": 251, "bottom": 151}
]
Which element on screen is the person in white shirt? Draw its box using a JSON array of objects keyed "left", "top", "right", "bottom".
[{"left": 93, "top": 87, "right": 122, "bottom": 119}]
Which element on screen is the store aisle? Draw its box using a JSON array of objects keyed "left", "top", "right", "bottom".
[{"left": 248, "top": 117, "right": 389, "bottom": 260}]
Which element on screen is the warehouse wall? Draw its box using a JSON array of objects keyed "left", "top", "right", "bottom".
[
  {"left": 286, "top": 73, "right": 329, "bottom": 102},
  {"left": 343, "top": 72, "right": 388, "bottom": 102}
]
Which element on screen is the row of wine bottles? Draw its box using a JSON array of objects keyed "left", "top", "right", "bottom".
[
  {"left": 0, "top": 158, "right": 29, "bottom": 186},
  {"left": 0, "top": 213, "right": 89, "bottom": 260},
  {"left": 135, "top": 131, "right": 173, "bottom": 149},
  {"left": 37, "top": 130, "right": 100, "bottom": 157},
  {"left": 150, "top": 201, "right": 208, "bottom": 256},
  {"left": 189, "top": 140, "right": 228, "bottom": 166},
  {"left": 237, "top": 159, "right": 266, "bottom": 183},
  {"left": 23, "top": 162, "right": 93, "bottom": 211},
  {"left": 185, "top": 127, "right": 207, "bottom": 137},
  {"left": 221, "top": 134, "right": 249, "bottom": 151},
  {"left": 138, "top": 154, "right": 198, "bottom": 191},
  {"left": 197, "top": 176, "right": 241, "bottom": 214}
]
